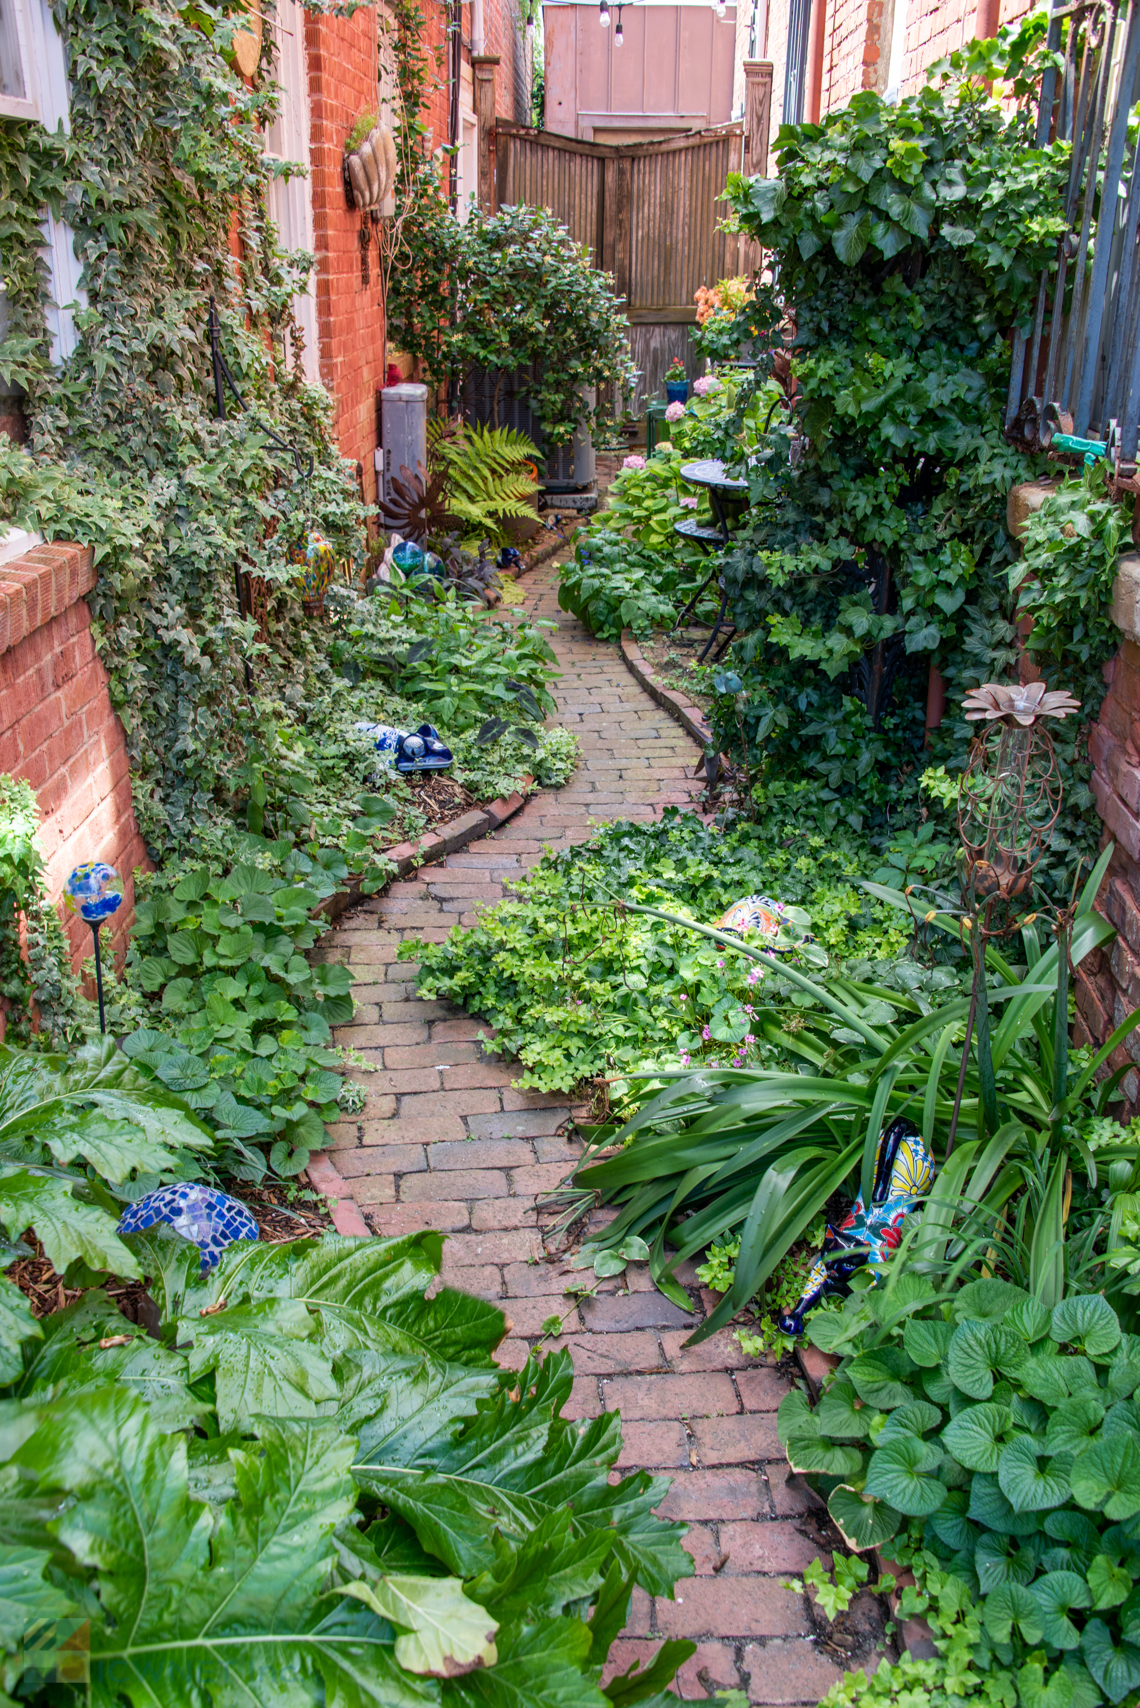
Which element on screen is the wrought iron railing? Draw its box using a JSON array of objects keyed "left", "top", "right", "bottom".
[{"left": 1005, "top": 0, "right": 1140, "bottom": 482}]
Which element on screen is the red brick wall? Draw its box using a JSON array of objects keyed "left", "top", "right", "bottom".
[
  {"left": 0, "top": 543, "right": 149, "bottom": 971},
  {"left": 305, "top": 5, "right": 386, "bottom": 506}
]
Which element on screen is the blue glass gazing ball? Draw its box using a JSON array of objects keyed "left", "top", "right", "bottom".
[
  {"left": 117, "top": 1183, "right": 259, "bottom": 1274},
  {"left": 392, "top": 540, "right": 425, "bottom": 576},
  {"left": 64, "top": 862, "right": 124, "bottom": 924}
]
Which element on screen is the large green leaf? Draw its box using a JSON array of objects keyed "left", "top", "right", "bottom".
[
  {"left": 182, "top": 1296, "right": 339, "bottom": 1432},
  {"left": 0, "top": 1037, "right": 213, "bottom": 1163},
  {"left": 340, "top": 1576, "right": 499, "bottom": 1677},
  {"left": 942, "top": 1404, "right": 1012, "bottom": 1473},
  {"left": 0, "top": 1169, "right": 139, "bottom": 1279},
  {"left": 1031, "top": 1570, "right": 1093, "bottom": 1648},
  {"left": 983, "top": 1581, "right": 1045, "bottom": 1645},
  {"left": 947, "top": 1320, "right": 1025, "bottom": 1401},
  {"left": 1053, "top": 1297, "right": 1122, "bottom": 1359},
  {"left": 997, "top": 1437, "right": 1071, "bottom": 1512},
  {"left": 0, "top": 1543, "right": 76, "bottom": 1649},
  {"left": 1071, "top": 1436, "right": 1140, "bottom": 1521},
  {"left": 827, "top": 1485, "right": 901, "bottom": 1551},
  {"left": 864, "top": 1434, "right": 947, "bottom": 1517},
  {"left": 602, "top": 1638, "right": 696, "bottom": 1708},
  {"left": 847, "top": 1349, "right": 916, "bottom": 1410},
  {"left": 1045, "top": 1397, "right": 1106, "bottom": 1456},
  {"left": 1082, "top": 1619, "right": 1140, "bottom": 1703},
  {"left": 445, "top": 1617, "right": 608, "bottom": 1708},
  {"left": 0, "top": 1272, "right": 40, "bottom": 1384}
]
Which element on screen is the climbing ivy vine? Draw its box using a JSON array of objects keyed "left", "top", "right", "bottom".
[{"left": 0, "top": 0, "right": 366, "bottom": 859}]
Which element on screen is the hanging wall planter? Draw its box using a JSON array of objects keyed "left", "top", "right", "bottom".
[{"left": 343, "top": 116, "right": 397, "bottom": 212}]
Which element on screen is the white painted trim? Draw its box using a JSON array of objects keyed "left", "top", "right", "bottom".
[
  {"left": 0, "top": 527, "right": 43, "bottom": 566},
  {"left": 263, "top": 0, "right": 320, "bottom": 385}
]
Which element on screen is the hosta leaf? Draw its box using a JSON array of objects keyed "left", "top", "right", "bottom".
[
  {"left": 864, "top": 1433, "right": 947, "bottom": 1516},
  {"left": 878, "top": 1401, "right": 942, "bottom": 1442},
  {"left": 1046, "top": 1512, "right": 1104, "bottom": 1550},
  {"left": 776, "top": 1389, "right": 813, "bottom": 1445},
  {"left": 847, "top": 1349, "right": 916, "bottom": 1409},
  {"left": 1046, "top": 1397, "right": 1106, "bottom": 1456},
  {"left": 954, "top": 1280, "right": 1031, "bottom": 1323},
  {"left": 827, "top": 1485, "right": 901, "bottom": 1551},
  {"left": 784, "top": 1431, "right": 864, "bottom": 1478},
  {"left": 1022, "top": 1353, "right": 1073, "bottom": 1408},
  {"left": 942, "top": 1403, "right": 1011, "bottom": 1472},
  {"left": 1031, "top": 1570, "right": 1093, "bottom": 1648},
  {"left": 1089, "top": 1555, "right": 1132, "bottom": 1611},
  {"left": 998, "top": 1437, "right": 1072, "bottom": 1512},
  {"left": 338, "top": 1575, "right": 498, "bottom": 1677},
  {"left": 1082, "top": 1618, "right": 1140, "bottom": 1703},
  {"left": 1053, "top": 1298, "right": 1122, "bottom": 1358},
  {"left": 0, "top": 1169, "right": 140, "bottom": 1280},
  {"left": 968, "top": 1473, "right": 1044, "bottom": 1537},
  {"left": 975, "top": 1533, "right": 1041, "bottom": 1592},
  {"left": 948, "top": 1320, "right": 1025, "bottom": 1400},
  {"left": 816, "top": 1382, "right": 873, "bottom": 1440},
  {"left": 983, "top": 1581, "right": 1045, "bottom": 1645},
  {"left": 904, "top": 1317, "right": 953, "bottom": 1368},
  {"left": 1072, "top": 1436, "right": 1140, "bottom": 1521}
]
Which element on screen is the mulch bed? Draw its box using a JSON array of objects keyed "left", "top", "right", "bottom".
[
  {"left": 638, "top": 630, "right": 717, "bottom": 718},
  {"left": 402, "top": 772, "right": 479, "bottom": 826},
  {"left": 8, "top": 1182, "right": 334, "bottom": 1322}
]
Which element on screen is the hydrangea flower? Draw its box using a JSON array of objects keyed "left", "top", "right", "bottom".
[
  {"left": 665, "top": 401, "right": 686, "bottom": 422},
  {"left": 622, "top": 454, "right": 647, "bottom": 470},
  {"left": 678, "top": 495, "right": 698, "bottom": 508},
  {"left": 693, "top": 375, "right": 722, "bottom": 397}
]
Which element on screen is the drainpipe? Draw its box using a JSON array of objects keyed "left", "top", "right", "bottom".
[
  {"left": 805, "top": 0, "right": 826, "bottom": 122},
  {"left": 471, "top": 0, "right": 485, "bottom": 55},
  {"left": 974, "top": 0, "right": 1000, "bottom": 38}
]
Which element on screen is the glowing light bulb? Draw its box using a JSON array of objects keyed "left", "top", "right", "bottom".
[{"left": 715, "top": 0, "right": 726, "bottom": 15}]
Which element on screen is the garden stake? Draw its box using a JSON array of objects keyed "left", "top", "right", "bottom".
[{"left": 90, "top": 921, "right": 106, "bottom": 1035}]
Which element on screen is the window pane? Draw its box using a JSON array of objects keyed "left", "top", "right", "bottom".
[{"left": 0, "top": 0, "right": 28, "bottom": 100}]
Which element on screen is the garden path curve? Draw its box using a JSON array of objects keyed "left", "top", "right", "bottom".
[{"left": 319, "top": 555, "right": 871, "bottom": 1705}]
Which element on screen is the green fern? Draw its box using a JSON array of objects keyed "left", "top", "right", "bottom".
[{"left": 436, "top": 421, "right": 542, "bottom": 547}]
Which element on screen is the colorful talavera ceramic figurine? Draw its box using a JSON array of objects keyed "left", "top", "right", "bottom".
[
  {"left": 713, "top": 893, "right": 785, "bottom": 944},
  {"left": 356, "top": 720, "right": 453, "bottom": 773},
  {"left": 776, "top": 1116, "right": 936, "bottom": 1336},
  {"left": 289, "top": 530, "right": 336, "bottom": 611}
]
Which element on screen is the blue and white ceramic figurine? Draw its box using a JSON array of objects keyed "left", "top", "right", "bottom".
[
  {"left": 356, "top": 721, "right": 453, "bottom": 773},
  {"left": 117, "top": 1183, "right": 258, "bottom": 1273},
  {"left": 776, "top": 1117, "right": 936, "bottom": 1336},
  {"left": 64, "top": 861, "right": 124, "bottom": 923}
]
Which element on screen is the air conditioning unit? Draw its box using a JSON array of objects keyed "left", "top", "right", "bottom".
[{"left": 379, "top": 383, "right": 428, "bottom": 500}]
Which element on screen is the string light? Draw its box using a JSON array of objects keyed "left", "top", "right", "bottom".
[
  {"left": 599, "top": 0, "right": 610, "bottom": 24},
  {"left": 614, "top": 1, "right": 624, "bottom": 41},
  {"left": 715, "top": 0, "right": 727, "bottom": 15}
]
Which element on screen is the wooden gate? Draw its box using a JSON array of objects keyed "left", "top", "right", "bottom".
[{"left": 492, "top": 100, "right": 767, "bottom": 413}]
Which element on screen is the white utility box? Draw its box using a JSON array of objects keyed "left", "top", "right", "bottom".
[{"left": 380, "top": 383, "right": 428, "bottom": 500}]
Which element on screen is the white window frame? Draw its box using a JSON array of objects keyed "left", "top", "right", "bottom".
[
  {"left": 0, "top": 0, "right": 38, "bottom": 120},
  {"left": 263, "top": 0, "right": 320, "bottom": 385}
]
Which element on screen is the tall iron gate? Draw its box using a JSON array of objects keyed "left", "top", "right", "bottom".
[
  {"left": 494, "top": 121, "right": 760, "bottom": 413},
  {"left": 1006, "top": 0, "right": 1140, "bottom": 471}
]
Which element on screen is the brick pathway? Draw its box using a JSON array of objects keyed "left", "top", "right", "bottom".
[{"left": 319, "top": 555, "right": 871, "bottom": 1706}]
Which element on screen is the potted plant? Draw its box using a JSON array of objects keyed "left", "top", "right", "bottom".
[{"left": 664, "top": 358, "right": 689, "bottom": 405}]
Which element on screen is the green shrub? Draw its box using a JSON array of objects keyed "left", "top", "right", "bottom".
[
  {"left": 558, "top": 532, "right": 709, "bottom": 642},
  {"left": 0, "top": 1226, "right": 694, "bottom": 1702},
  {"left": 405, "top": 810, "right": 910, "bottom": 1092}
]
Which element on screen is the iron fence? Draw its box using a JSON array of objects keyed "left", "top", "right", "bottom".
[{"left": 1005, "top": 0, "right": 1140, "bottom": 479}]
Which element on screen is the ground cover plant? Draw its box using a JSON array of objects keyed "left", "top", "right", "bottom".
[
  {"left": 558, "top": 533, "right": 712, "bottom": 644},
  {"left": 406, "top": 809, "right": 913, "bottom": 1093},
  {"left": 567, "top": 849, "right": 1129, "bottom": 1332},
  {"left": 0, "top": 1225, "right": 694, "bottom": 1704}
]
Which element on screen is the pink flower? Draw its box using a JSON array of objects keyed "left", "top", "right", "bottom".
[
  {"left": 746, "top": 970, "right": 759, "bottom": 984},
  {"left": 678, "top": 495, "right": 698, "bottom": 508},
  {"left": 679, "top": 993, "right": 688, "bottom": 1002},
  {"left": 716, "top": 959, "right": 724, "bottom": 969},
  {"left": 744, "top": 1033, "right": 755, "bottom": 1043},
  {"left": 623, "top": 454, "right": 646, "bottom": 470},
  {"left": 665, "top": 401, "right": 686, "bottom": 423},
  {"left": 701, "top": 1026, "right": 711, "bottom": 1041},
  {"left": 693, "top": 375, "right": 722, "bottom": 397},
  {"left": 744, "top": 1004, "right": 754, "bottom": 1015}
]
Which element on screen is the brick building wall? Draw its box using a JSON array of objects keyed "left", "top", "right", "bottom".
[
  {"left": 0, "top": 543, "right": 149, "bottom": 972},
  {"left": 1075, "top": 554, "right": 1140, "bottom": 1112}
]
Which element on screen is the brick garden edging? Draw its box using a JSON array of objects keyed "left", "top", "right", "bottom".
[{"left": 619, "top": 629, "right": 724, "bottom": 763}]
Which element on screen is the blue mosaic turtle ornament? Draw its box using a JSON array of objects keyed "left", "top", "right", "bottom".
[
  {"left": 64, "top": 861, "right": 124, "bottom": 924},
  {"left": 117, "top": 1183, "right": 258, "bottom": 1274},
  {"left": 776, "top": 1116, "right": 936, "bottom": 1337},
  {"left": 356, "top": 720, "right": 453, "bottom": 773}
]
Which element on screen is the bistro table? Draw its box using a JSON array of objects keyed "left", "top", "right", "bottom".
[{"left": 674, "top": 458, "right": 751, "bottom": 662}]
